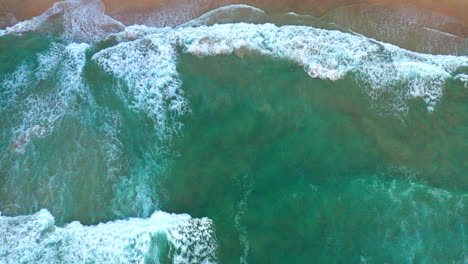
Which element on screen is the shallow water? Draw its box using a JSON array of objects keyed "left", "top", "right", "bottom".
[{"left": 0, "top": 1, "right": 467, "bottom": 263}]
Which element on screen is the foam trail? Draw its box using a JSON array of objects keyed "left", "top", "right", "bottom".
[
  {"left": 1, "top": 63, "right": 34, "bottom": 107},
  {"left": 98, "top": 109, "right": 124, "bottom": 179},
  {"left": 110, "top": 147, "right": 171, "bottom": 218},
  {"left": 346, "top": 171, "right": 466, "bottom": 263},
  {"left": 0, "top": 42, "right": 100, "bottom": 221},
  {"left": 103, "top": 23, "right": 467, "bottom": 115},
  {"left": 10, "top": 42, "right": 90, "bottom": 153},
  {"left": 234, "top": 174, "right": 253, "bottom": 264},
  {"left": 93, "top": 30, "right": 188, "bottom": 139},
  {"left": 0, "top": 209, "right": 218, "bottom": 264}
]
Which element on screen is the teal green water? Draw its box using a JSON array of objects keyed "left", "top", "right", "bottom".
[
  {"left": 165, "top": 54, "right": 467, "bottom": 263},
  {"left": 0, "top": 30, "right": 466, "bottom": 263}
]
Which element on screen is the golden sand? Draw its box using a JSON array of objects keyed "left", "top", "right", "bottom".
[{"left": 3, "top": 0, "right": 467, "bottom": 23}]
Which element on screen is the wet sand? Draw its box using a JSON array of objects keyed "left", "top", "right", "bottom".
[{"left": 2, "top": 0, "right": 467, "bottom": 23}]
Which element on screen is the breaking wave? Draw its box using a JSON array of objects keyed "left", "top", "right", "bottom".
[
  {"left": 1, "top": 2, "right": 467, "bottom": 263},
  {"left": 99, "top": 23, "right": 467, "bottom": 115},
  {"left": 0, "top": 209, "right": 217, "bottom": 264}
]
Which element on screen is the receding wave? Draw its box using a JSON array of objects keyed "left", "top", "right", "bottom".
[{"left": 4, "top": 0, "right": 124, "bottom": 42}]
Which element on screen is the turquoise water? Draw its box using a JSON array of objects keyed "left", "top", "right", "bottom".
[
  {"left": 167, "top": 53, "right": 467, "bottom": 263},
  {"left": 0, "top": 2, "right": 467, "bottom": 263}
]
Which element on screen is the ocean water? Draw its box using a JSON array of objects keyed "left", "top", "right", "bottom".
[{"left": 0, "top": 1, "right": 467, "bottom": 264}]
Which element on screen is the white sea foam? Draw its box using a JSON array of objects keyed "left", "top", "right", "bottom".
[
  {"left": 98, "top": 109, "right": 124, "bottom": 179},
  {"left": 11, "top": 43, "right": 90, "bottom": 153},
  {"left": 1, "top": 41, "right": 166, "bottom": 221},
  {"left": 455, "top": 73, "right": 468, "bottom": 87},
  {"left": 175, "top": 24, "right": 466, "bottom": 114},
  {"left": 93, "top": 32, "right": 188, "bottom": 139},
  {"left": 1, "top": 63, "right": 34, "bottom": 106},
  {"left": 89, "top": 40, "right": 184, "bottom": 215},
  {"left": 110, "top": 149, "right": 170, "bottom": 219},
  {"left": 102, "top": 23, "right": 466, "bottom": 116},
  {"left": 167, "top": 216, "right": 218, "bottom": 264},
  {"left": 0, "top": 209, "right": 218, "bottom": 264},
  {"left": 5, "top": 0, "right": 124, "bottom": 42},
  {"left": 181, "top": 4, "right": 267, "bottom": 27},
  {"left": 234, "top": 174, "right": 253, "bottom": 264},
  {"left": 0, "top": 43, "right": 94, "bottom": 220}
]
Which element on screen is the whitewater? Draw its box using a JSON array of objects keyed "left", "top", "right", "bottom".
[{"left": 0, "top": 0, "right": 466, "bottom": 263}]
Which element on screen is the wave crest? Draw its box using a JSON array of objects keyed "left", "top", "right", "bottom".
[
  {"left": 102, "top": 23, "right": 467, "bottom": 115},
  {"left": 0, "top": 209, "right": 218, "bottom": 264}
]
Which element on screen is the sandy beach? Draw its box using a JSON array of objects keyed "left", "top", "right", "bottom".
[{"left": 2, "top": 0, "right": 467, "bottom": 23}]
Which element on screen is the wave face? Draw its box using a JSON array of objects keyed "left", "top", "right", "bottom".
[{"left": 0, "top": 1, "right": 467, "bottom": 263}]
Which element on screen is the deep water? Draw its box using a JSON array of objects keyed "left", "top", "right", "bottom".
[{"left": 0, "top": 10, "right": 467, "bottom": 264}]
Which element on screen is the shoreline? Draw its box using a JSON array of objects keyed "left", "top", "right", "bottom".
[{"left": 2, "top": 0, "right": 467, "bottom": 23}]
